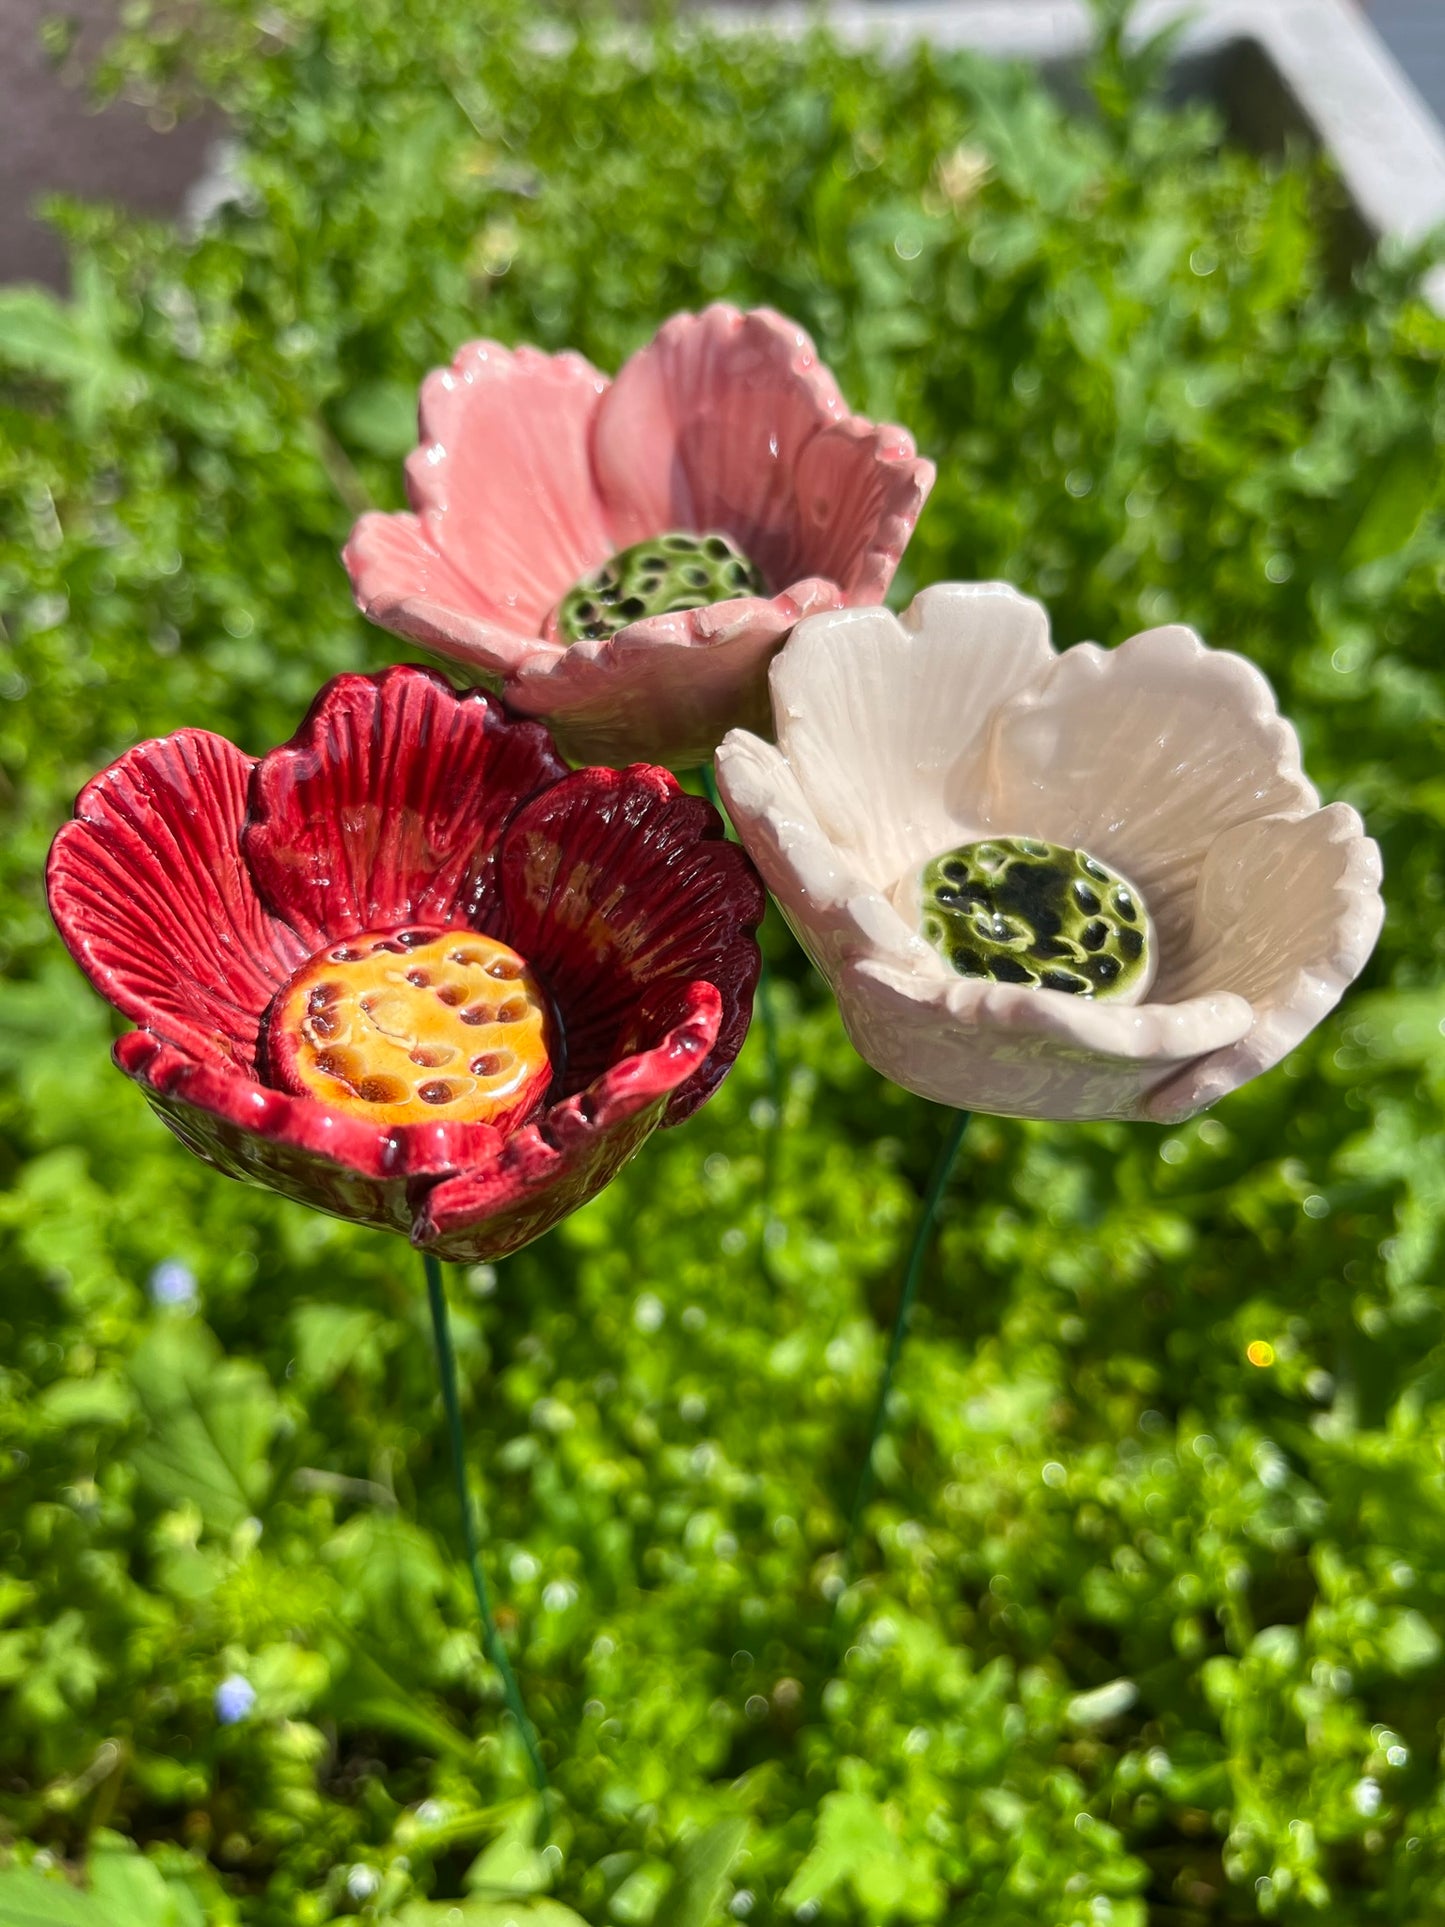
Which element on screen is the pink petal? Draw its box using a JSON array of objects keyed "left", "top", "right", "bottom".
[
  {"left": 505, "top": 579, "right": 846, "bottom": 768},
  {"left": 593, "top": 306, "right": 852, "bottom": 588},
  {"left": 791, "top": 418, "right": 936, "bottom": 601},
  {"left": 47, "top": 731, "right": 306, "bottom": 1070},
  {"left": 242, "top": 666, "right": 566, "bottom": 950},
  {"left": 343, "top": 510, "right": 564, "bottom": 681},
  {"left": 405, "top": 341, "right": 614, "bottom": 632},
  {"left": 478, "top": 763, "right": 763, "bottom": 1119}
]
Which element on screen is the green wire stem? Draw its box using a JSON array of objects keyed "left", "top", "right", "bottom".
[
  {"left": 844, "top": 1108, "right": 972, "bottom": 1575},
  {"left": 422, "top": 1251, "right": 547, "bottom": 1797}
]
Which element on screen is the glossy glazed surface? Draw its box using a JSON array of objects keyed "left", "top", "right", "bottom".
[
  {"left": 343, "top": 305, "right": 934, "bottom": 767},
  {"left": 918, "top": 836, "right": 1155, "bottom": 1002},
  {"left": 555, "top": 530, "right": 764, "bottom": 643},
  {"left": 264, "top": 926, "right": 553, "bottom": 1131},
  {"left": 717, "top": 583, "right": 1383, "bottom": 1122},
  {"left": 49, "top": 666, "right": 763, "bottom": 1257}
]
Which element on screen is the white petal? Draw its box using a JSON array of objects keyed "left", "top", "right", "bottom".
[
  {"left": 838, "top": 957, "right": 1252, "bottom": 1120},
  {"left": 714, "top": 729, "right": 928, "bottom": 976},
  {"left": 769, "top": 582, "right": 1056, "bottom": 891},
  {"left": 1149, "top": 803, "right": 1384, "bottom": 1119},
  {"left": 980, "top": 626, "right": 1318, "bottom": 981}
]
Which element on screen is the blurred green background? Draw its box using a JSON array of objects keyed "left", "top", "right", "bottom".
[{"left": 2, "top": 1, "right": 1445, "bottom": 1921}]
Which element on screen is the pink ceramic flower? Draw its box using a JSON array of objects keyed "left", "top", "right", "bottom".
[
  {"left": 717, "top": 585, "right": 1384, "bottom": 1124},
  {"left": 48, "top": 666, "right": 762, "bottom": 1261},
  {"left": 343, "top": 305, "right": 934, "bottom": 768}
]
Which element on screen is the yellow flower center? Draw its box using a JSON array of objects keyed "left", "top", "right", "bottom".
[{"left": 267, "top": 927, "right": 552, "bottom": 1130}]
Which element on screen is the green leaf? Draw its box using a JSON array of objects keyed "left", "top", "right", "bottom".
[
  {"left": 1341, "top": 991, "right": 1445, "bottom": 1072},
  {"left": 331, "top": 380, "right": 419, "bottom": 457},
  {"left": 249, "top": 1642, "right": 330, "bottom": 1719},
  {"left": 397, "top": 1902, "right": 589, "bottom": 1926},
  {"left": 127, "top": 1322, "right": 277, "bottom": 1535},
  {"left": 35, "top": 1375, "right": 136, "bottom": 1432},
  {"left": 0, "top": 1868, "right": 103, "bottom": 1927},
  {"left": 326, "top": 1635, "right": 472, "bottom": 1763},
  {"left": 290, "top": 1301, "right": 385, "bottom": 1389},
  {"left": 1381, "top": 1610, "right": 1442, "bottom": 1674},
  {"left": 88, "top": 1852, "right": 182, "bottom": 1927},
  {"left": 0, "top": 288, "right": 94, "bottom": 383},
  {"left": 466, "top": 1799, "right": 550, "bottom": 1898},
  {"left": 0, "top": 269, "right": 145, "bottom": 432},
  {"left": 654, "top": 1817, "right": 749, "bottom": 1927},
  {"left": 781, "top": 1792, "right": 896, "bottom": 1912},
  {"left": 0, "top": 1855, "right": 201, "bottom": 1927},
  {"left": 1338, "top": 424, "right": 1437, "bottom": 572}
]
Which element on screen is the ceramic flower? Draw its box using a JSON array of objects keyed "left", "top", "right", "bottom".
[
  {"left": 716, "top": 583, "right": 1383, "bottom": 1123},
  {"left": 48, "top": 666, "right": 762, "bottom": 1260},
  {"left": 342, "top": 304, "right": 934, "bottom": 768}
]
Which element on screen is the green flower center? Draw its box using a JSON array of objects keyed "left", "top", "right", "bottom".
[
  {"left": 920, "top": 837, "right": 1153, "bottom": 999},
  {"left": 555, "top": 531, "right": 765, "bottom": 643}
]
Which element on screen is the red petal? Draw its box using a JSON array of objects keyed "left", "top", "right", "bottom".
[
  {"left": 413, "top": 982, "right": 721, "bottom": 1261},
  {"left": 47, "top": 731, "right": 305, "bottom": 1069},
  {"left": 242, "top": 665, "right": 567, "bottom": 950},
  {"left": 479, "top": 764, "right": 763, "bottom": 1121},
  {"left": 115, "top": 1028, "right": 504, "bottom": 1235}
]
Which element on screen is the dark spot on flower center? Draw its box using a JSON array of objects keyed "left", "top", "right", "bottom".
[
  {"left": 919, "top": 837, "right": 1153, "bottom": 1000},
  {"left": 554, "top": 530, "right": 765, "bottom": 642}
]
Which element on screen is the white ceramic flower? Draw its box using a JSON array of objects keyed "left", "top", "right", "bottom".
[{"left": 715, "top": 583, "right": 1383, "bottom": 1122}]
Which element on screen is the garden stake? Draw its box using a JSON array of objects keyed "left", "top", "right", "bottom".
[
  {"left": 845, "top": 1108, "right": 971, "bottom": 1576},
  {"left": 423, "top": 1251, "right": 548, "bottom": 1800}
]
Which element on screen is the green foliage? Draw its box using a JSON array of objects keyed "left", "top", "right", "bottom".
[{"left": 1, "top": 0, "right": 1444, "bottom": 1922}]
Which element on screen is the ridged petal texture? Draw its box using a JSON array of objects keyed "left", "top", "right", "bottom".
[
  {"left": 47, "top": 730, "right": 306, "bottom": 1069},
  {"left": 343, "top": 305, "right": 934, "bottom": 768},
  {"left": 479, "top": 765, "right": 764, "bottom": 1120},
  {"left": 242, "top": 666, "right": 566, "bottom": 950},
  {"left": 48, "top": 668, "right": 763, "bottom": 1257},
  {"left": 405, "top": 342, "right": 613, "bottom": 633},
  {"left": 717, "top": 584, "right": 1383, "bottom": 1122}
]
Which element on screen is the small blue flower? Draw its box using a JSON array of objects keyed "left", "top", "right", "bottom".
[
  {"left": 214, "top": 1674, "right": 256, "bottom": 1724},
  {"left": 148, "top": 1260, "right": 198, "bottom": 1307}
]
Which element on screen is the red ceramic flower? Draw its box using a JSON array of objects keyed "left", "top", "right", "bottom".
[
  {"left": 47, "top": 667, "right": 763, "bottom": 1260},
  {"left": 342, "top": 305, "right": 934, "bottom": 767}
]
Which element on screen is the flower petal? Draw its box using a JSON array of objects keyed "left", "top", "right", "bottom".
[
  {"left": 790, "top": 417, "right": 935, "bottom": 601},
  {"left": 413, "top": 981, "right": 722, "bottom": 1261},
  {"left": 115, "top": 1029, "right": 504, "bottom": 1234},
  {"left": 504, "top": 579, "right": 845, "bottom": 768},
  {"left": 478, "top": 764, "right": 763, "bottom": 1120},
  {"left": 403, "top": 341, "right": 613, "bottom": 632},
  {"left": 715, "top": 728, "right": 928, "bottom": 978},
  {"left": 593, "top": 306, "right": 851, "bottom": 588},
  {"left": 980, "top": 626, "right": 1318, "bottom": 981},
  {"left": 47, "top": 730, "right": 305, "bottom": 1069},
  {"left": 343, "top": 510, "right": 566, "bottom": 681},
  {"left": 839, "top": 958, "right": 1253, "bottom": 1120},
  {"left": 1148, "top": 803, "right": 1384, "bottom": 1120},
  {"left": 242, "top": 666, "right": 567, "bottom": 950},
  {"left": 771, "top": 584, "right": 1057, "bottom": 892}
]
